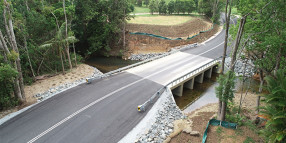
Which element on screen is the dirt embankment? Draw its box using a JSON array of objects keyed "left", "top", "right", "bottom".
[
  {"left": 0, "top": 64, "right": 95, "bottom": 119},
  {"left": 127, "top": 17, "right": 212, "bottom": 38},
  {"left": 126, "top": 17, "right": 221, "bottom": 55},
  {"left": 167, "top": 92, "right": 264, "bottom": 143}
]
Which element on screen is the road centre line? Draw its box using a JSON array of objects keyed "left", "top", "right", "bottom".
[{"left": 27, "top": 42, "right": 224, "bottom": 143}]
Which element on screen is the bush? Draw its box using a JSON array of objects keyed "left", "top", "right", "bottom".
[
  {"left": 0, "top": 63, "right": 20, "bottom": 110},
  {"left": 71, "top": 53, "right": 84, "bottom": 66}
]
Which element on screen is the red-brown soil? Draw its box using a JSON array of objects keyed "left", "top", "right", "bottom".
[
  {"left": 127, "top": 17, "right": 212, "bottom": 38},
  {"left": 125, "top": 16, "right": 221, "bottom": 56},
  {"left": 125, "top": 24, "right": 221, "bottom": 55}
]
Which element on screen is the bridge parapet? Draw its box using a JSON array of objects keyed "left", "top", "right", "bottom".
[{"left": 138, "top": 58, "right": 220, "bottom": 112}]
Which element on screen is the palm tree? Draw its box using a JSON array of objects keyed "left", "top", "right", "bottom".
[
  {"left": 40, "top": 22, "right": 78, "bottom": 74},
  {"left": 260, "top": 70, "right": 286, "bottom": 142}
]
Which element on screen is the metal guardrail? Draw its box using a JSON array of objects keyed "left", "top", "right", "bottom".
[
  {"left": 137, "top": 58, "right": 220, "bottom": 112},
  {"left": 86, "top": 43, "right": 198, "bottom": 83}
]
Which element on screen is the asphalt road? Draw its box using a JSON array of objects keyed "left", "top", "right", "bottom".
[{"left": 0, "top": 16, "right": 237, "bottom": 143}]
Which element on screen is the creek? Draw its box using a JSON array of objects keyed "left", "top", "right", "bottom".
[
  {"left": 181, "top": 74, "right": 262, "bottom": 113},
  {"left": 85, "top": 56, "right": 138, "bottom": 73}
]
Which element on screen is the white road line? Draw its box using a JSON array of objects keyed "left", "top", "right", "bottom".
[{"left": 27, "top": 42, "right": 224, "bottom": 143}]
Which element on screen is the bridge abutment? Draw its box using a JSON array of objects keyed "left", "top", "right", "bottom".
[{"left": 172, "top": 84, "right": 183, "bottom": 97}]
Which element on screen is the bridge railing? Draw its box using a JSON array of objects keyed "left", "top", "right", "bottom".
[
  {"left": 138, "top": 58, "right": 220, "bottom": 112},
  {"left": 86, "top": 43, "right": 198, "bottom": 83},
  {"left": 167, "top": 59, "right": 219, "bottom": 88}
]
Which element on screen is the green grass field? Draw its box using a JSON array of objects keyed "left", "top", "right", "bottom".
[
  {"left": 128, "top": 15, "right": 194, "bottom": 25},
  {"left": 132, "top": 6, "right": 150, "bottom": 14}
]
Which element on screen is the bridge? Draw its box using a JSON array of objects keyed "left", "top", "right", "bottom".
[{"left": 0, "top": 15, "right": 235, "bottom": 143}]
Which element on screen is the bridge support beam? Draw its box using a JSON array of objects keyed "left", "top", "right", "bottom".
[
  {"left": 184, "top": 78, "right": 194, "bottom": 90},
  {"left": 172, "top": 84, "right": 183, "bottom": 97},
  {"left": 204, "top": 68, "right": 212, "bottom": 79},
  {"left": 195, "top": 73, "right": 204, "bottom": 83}
]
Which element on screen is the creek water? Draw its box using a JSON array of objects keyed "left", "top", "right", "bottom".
[
  {"left": 84, "top": 56, "right": 138, "bottom": 73},
  {"left": 174, "top": 73, "right": 219, "bottom": 113},
  {"left": 180, "top": 74, "right": 262, "bottom": 113}
]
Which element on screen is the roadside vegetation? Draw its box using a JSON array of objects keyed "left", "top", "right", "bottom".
[{"left": 0, "top": 0, "right": 133, "bottom": 110}]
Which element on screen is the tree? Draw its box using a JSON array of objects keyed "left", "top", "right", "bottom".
[
  {"left": 215, "top": 71, "right": 236, "bottom": 121},
  {"left": 229, "top": 0, "right": 286, "bottom": 121},
  {"left": 0, "top": 63, "right": 19, "bottom": 110},
  {"left": 73, "top": 0, "right": 133, "bottom": 58},
  {"left": 149, "top": 0, "right": 157, "bottom": 14},
  {"left": 137, "top": 0, "right": 143, "bottom": 7},
  {"left": 198, "top": 0, "right": 212, "bottom": 17},
  {"left": 174, "top": 0, "right": 182, "bottom": 14},
  {"left": 261, "top": 70, "right": 286, "bottom": 142},
  {"left": 40, "top": 23, "right": 78, "bottom": 73},
  {"left": 167, "top": 0, "right": 175, "bottom": 14},
  {"left": 63, "top": 0, "right": 72, "bottom": 70},
  {"left": 212, "top": 0, "right": 220, "bottom": 22},
  {"left": 2, "top": 0, "right": 26, "bottom": 102},
  {"left": 221, "top": 0, "right": 232, "bottom": 74},
  {"left": 144, "top": 0, "right": 149, "bottom": 6},
  {"left": 158, "top": 0, "right": 167, "bottom": 15},
  {"left": 185, "top": 0, "right": 195, "bottom": 14}
]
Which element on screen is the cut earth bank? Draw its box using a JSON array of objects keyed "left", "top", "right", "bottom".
[{"left": 110, "top": 16, "right": 221, "bottom": 56}]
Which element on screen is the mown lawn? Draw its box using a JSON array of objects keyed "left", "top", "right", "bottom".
[
  {"left": 132, "top": 6, "right": 149, "bottom": 14},
  {"left": 128, "top": 15, "right": 194, "bottom": 25}
]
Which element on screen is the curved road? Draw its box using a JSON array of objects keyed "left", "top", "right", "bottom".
[{"left": 0, "top": 15, "right": 237, "bottom": 143}]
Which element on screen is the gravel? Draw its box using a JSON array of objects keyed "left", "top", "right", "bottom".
[
  {"left": 34, "top": 67, "right": 103, "bottom": 102},
  {"left": 135, "top": 90, "right": 186, "bottom": 143},
  {"left": 225, "top": 57, "right": 255, "bottom": 77}
]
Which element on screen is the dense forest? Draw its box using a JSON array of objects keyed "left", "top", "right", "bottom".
[{"left": 0, "top": 0, "right": 133, "bottom": 109}]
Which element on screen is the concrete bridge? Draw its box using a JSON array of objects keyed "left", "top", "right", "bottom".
[{"left": 171, "top": 62, "right": 220, "bottom": 97}]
